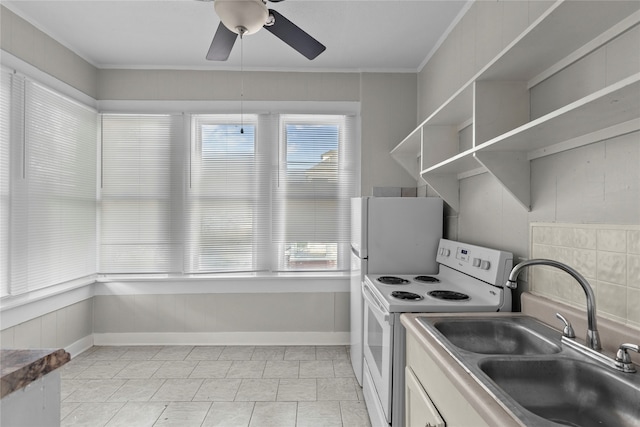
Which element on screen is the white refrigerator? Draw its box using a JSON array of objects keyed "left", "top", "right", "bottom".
[{"left": 350, "top": 197, "right": 443, "bottom": 385}]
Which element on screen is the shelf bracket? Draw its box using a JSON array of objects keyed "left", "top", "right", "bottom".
[
  {"left": 473, "top": 151, "right": 531, "bottom": 211},
  {"left": 421, "top": 173, "right": 460, "bottom": 213}
]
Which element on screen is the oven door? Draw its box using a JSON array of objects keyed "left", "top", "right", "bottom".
[{"left": 362, "top": 281, "right": 393, "bottom": 423}]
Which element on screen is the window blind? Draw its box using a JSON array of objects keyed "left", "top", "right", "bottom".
[
  {"left": 272, "top": 115, "right": 356, "bottom": 271},
  {"left": 9, "top": 80, "right": 97, "bottom": 294},
  {"left": 100, "top": 114, "right": 183, "bottom": 273},
  {"left": 185, "top": 114, "right": 270, "bottom": 273},
  {"left": 0, "top": 71, "right": 13, "bottom": 296}
]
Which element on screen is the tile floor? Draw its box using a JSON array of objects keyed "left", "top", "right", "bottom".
[{"left": 60, "top": 345, "right": 371, "bottom": 427}]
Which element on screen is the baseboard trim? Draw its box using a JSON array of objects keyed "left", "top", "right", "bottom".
[
  {"left": 92, "top": 332, "right": 350, "bottom": 346},
  {"left": 65, "top": 335, "right": 94, "bottom": 358}
]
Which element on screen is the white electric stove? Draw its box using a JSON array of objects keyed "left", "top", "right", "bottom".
[{"left": 361, "top": 239, "right": 513, "bottom": 427}]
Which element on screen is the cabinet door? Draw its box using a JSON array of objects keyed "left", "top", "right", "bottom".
[{"left": 405, "top": 367, "right": 446, "bottom": 427}]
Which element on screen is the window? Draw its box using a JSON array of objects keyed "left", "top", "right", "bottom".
[
  {"left": 186, "top": 115, "right": 269, "bottom": 274},
  {"left": 4, "top": 77, "right": 97, "bottom": 295},
  {"left": 100, "top": 115, "right": 183, "bottom": 274},
  {"left": 100, "top": 112, "right": 357, "bottom": 276},
  {"left": 273, "top": 115, "right": 355, "bottom": 271}
]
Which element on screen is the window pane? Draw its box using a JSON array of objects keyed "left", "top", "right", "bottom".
[{"left": 187, "top": 116, "right": 269, "bottom": 274}]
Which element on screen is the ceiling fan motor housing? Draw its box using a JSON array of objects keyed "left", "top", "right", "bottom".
[{"left": 214, "top": 0, "right": 269, "bottom": 35}]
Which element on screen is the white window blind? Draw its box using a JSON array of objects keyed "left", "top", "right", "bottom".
[
  {"left": 273, "top": 115, "right": 356, "bottom": 272},
  {"left": 0, "top": 71, "right": 14, "bottom": 296},
  {"left": 100, "top": 114, "right": 183, "bottom": 273},
  {"left": 9, "top": 80, "right": 97, "bottom": 294},
  {"left": 186, "top": 114, "right": 270, "bottom": 273}
]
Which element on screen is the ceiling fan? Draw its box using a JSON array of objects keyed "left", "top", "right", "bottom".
[{"left": 204, "top": 0, "right": 326, "bottom": 61}]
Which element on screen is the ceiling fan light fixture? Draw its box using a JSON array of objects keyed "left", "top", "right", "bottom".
[{"left": 214, "top": 0, "right": 268, "bottom": 35}]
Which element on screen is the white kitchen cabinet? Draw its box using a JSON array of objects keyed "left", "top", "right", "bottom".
[
  {"left": 405, "top": 366, "right": 445, "bottom": 427},
  {"left": 405, "top": 332, "right": 490, "bottom": 427},
  {"left": 391, "top": 0, "right": 640, "bottom": 212}
]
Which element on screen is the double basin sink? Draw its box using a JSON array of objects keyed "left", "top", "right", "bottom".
[{"left": 418, "top": 316, "right": 640, "bottom": 427}]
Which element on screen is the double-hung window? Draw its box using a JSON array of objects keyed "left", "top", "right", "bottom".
[
  {"left": 186, "top": 114, "right": 269, "bottom": 274},
  {"left": 272, "top": 115, "right": 355, "bottom": 272},
  {"left": 100, "top": 112, "right": 357, "bottom": 276},
  {"left": 2, "top": 74, "right": 97, "bottom": 296}
]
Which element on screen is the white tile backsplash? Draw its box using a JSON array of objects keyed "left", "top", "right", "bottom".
[{"left": 530, "top": 223, "right": 640, "bottom": 329}]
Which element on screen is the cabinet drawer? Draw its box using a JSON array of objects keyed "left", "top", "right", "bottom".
[
  {"left": 406, "top": 333, "right": 489, "bottom": 427},
  {"left": 405, "top": 366, "right": 446, "bottom": 427}
]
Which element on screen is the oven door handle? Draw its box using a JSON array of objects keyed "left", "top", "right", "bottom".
[{"left": 362, "top": 283, "right": 390, "bottom": 323}]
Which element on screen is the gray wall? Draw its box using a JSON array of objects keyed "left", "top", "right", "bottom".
[{"left": 416, "top": 1, "right": 640, "bottom": 313}]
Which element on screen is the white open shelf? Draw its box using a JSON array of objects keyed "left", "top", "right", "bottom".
[{"left": 391, "top": 0, "right": 640, "bottom": 212}]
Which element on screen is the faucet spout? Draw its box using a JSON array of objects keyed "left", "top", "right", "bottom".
[{"left": 506, "top": 259, "right": 601, "bottom": 351}]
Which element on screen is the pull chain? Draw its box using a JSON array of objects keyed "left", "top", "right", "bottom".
[{"left": 240, "top": 31, "right": 244, "bottom": 134}]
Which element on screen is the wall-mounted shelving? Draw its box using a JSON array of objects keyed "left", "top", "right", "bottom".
[{"left": 391, "top": 0, "right": 640, "bottom": 212}]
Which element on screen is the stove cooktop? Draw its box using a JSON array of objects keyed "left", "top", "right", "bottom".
[{"left": 364, "top": 267, "right": 509, "bottom": 313}]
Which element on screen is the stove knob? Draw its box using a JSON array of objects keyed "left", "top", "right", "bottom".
[
  {"left": 473, "top": 258, "right": 481, "bottom": 267},
  {"left": 480, "top": 260, "right": 491, "bottom": 270}
]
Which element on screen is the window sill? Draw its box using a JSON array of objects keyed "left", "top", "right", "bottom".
[{"left": 94, "top": 271, "right": 350, "bottom": 295}]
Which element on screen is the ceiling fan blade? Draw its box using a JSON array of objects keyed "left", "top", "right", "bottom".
[
  {"left": 206, "top": 22, "right": 238, "bottom": 61},
  {"left": 264, "top": 9, "right": 326, "bottom": 60}
]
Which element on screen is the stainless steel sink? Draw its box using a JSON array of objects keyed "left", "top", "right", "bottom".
[
  {"left": 479, "top": 357, "right": 640, "bottom": 427},
  {"left": 429, "top": 317, "right": 562, "bottom": 355},
  {"left": 416, "top": 315, "right": 640, "bottom": 426}
]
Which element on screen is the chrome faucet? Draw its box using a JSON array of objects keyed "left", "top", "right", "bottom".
[{"left": 506, "top": 259, "right": 601, "bottom": 351}]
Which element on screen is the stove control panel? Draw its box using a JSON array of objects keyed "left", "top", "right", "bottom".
[{"left": 436, "top": 239, "right": 513, "bottom": 286}]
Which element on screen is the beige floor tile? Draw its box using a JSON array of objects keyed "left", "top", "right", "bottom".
[
  {"left": 249, "top": 401, "right": 297, "bottom": 427},
  {"left": 114, "top": 360, "right": 164, "bottom": 379},
  {"left": 202, "top": 402, "right": 254, "bottom": 427},
  {"left": 119, "top": 346, "right": 163, "bottom": 360},
  {"left": 152, "top": 361, "right": 198, "bottom": 379},
  {"left": 64, "top": 379, "right": 126, "bottom": 403},
  {"left": 105, "top": 401, "right": 168, "bottom": 427},
  {"left": 107, "top": 378, "right": 165, "bottom": 402},
  {"left": 82, "top": 347, "right": 128, "bottom": 361},
  {"left": 297, "top": 401, "right": 342, "bottom": 427},
  {"left": 284, "top": 346, "right": 316, "bottom": 361},
  {"left": 317, "top": 378, "right": 358, "bottom": 401},
  {"left": 251, "top": 346, "right": 286, "bottom": 360},
  {"left": 299, "top": 360, "right": 335, "bottom": 378},
  {"left": 263, "top": 360, "right": 299, "bottom": 379},
  {"left": 74, "top": 360, "right": 130, "bottom": 379},
  {"left": 226, "top": 360, "right": 266, "bottom": 378},
  {"left": 185, "top": 346, "right": 224, "bottom": 361},
  {"left": 153, "top": 402, "right": 212, "bottom": 426},
  {"left": 235, "top": 379, "right": 279, "bottom": 401},
  {"left": 61, "top": 379, "right": 87, "bottom": 400},
  {"left": 316, "top": 346, "right": 349, "bottom": 360},
  {"left": 277, "top": 379, "right": 316, "bottom": 402},
  {"left": 340, "top": 401, "right": 371, "bottom": 426},
  {"left": 332, "top": 359, "right": 356, "bottom": 378},
  {"left": 219, "top": 346, "right": 256, "bottom": 360},
  {"left": 150, "top": 378, "right": 204, "bottom": 402},
  {"left": 152, "top": 346, "right": 194, "bottom": 361},
  {"left": 59, "top": 360, "right": 95, "bottom": 379},
  {"left": 193, "top": 378, "right": 242, "bottom": 401},
  {"left": 190, "top": 360, "right": 232, "bottom": 378},
  {"left": 61, "top": 402, "right": 125, "bottom": 426}
]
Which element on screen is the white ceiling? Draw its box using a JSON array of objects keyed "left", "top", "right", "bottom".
[{"left": 2, "top": 0, "right": 469, "bottom": 72}]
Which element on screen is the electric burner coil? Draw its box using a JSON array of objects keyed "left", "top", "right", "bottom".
[
  {"left": 428, "top": 290, "right": 470, "bottom": 301},
  {"left": 377, "top": 276, "right": 410, "bottom": 285}
]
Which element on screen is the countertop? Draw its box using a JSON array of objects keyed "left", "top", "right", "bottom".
[{"left": 1, "top": 348, "right": 70, "bottom": 398}]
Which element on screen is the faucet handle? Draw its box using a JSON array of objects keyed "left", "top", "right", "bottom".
[
  {"left": 555, "top": 313, "right": 576, "bottom": 338},
  {"left": 615, "top": 343, "right": 639, "bottom": 373}
]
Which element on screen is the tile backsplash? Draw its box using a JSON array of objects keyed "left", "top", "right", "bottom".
[{"left": 530, "top": 223, "right": 640, "bottom": 329}]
